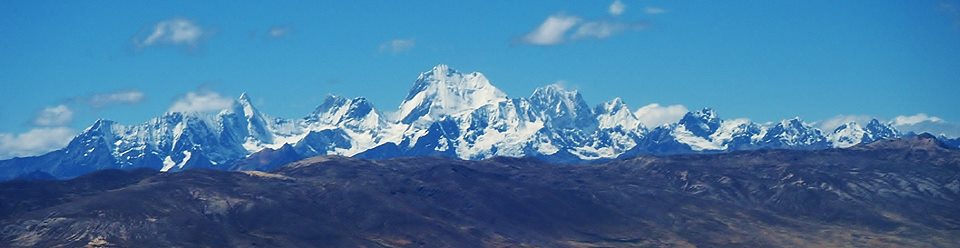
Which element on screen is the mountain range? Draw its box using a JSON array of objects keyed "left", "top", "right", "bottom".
[{"left": 0, "top": 64, "right": 952, "bottom": 180}]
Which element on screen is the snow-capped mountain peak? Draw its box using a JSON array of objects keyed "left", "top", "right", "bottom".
[
  {"left": 306, "top": 95, "right": 384, "bottom": 131},
  {"left": 220, "top": 93, "right": 274, "bottom": 146},
  {"left": 829, "top": 121, "right": 867, "bottom": 148},
  {"left": 397, "top": 64, "right": 507, "bottom": 126},
  {"left": 828, "top": 119, "right": 901, "bottom": 148},
  {"left": 864, "top": 119, "right": 900, "bottom": 140},
  {"left": 760, "top": 117, "right": 829, "bottom": 149},
  {"left": 677, "top": 108, "right": 722, "bottom": 137},
  {"left": 529, "top": 83, "right": 594, "bottom": 129},
  {"left": 595, "top": 97, "right": 642, "bottom": 131},
  {"left": 644, "top": 107, "right": 767, "bottom": 153},
  {"left": 236, "top": 92, "right": 259, "bottom": 118}
]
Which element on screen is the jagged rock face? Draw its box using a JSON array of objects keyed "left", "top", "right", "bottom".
[
  {"left": 864, "top": 119, "right": 900, "bottom": 141},
  {"left": 0, "top": 64, "right": 944, "bottom": 180},
  {"left": 829, "top": 119, "right": 902, "bottom": 148},
  {"left": 397, "top": 64, "right": 507, "bottom": 126},
  {"left": 759, "top": 118, "right": 830, "bottom": 149},
  {"left": 677, "top": 108, "right": 722, "bottom": 138},
  {"left": 2, "top": 140, "right": 958, "bottom": 247},
  {"left": 529, "top": 84, "right": 596, "bottom": 130},
  {"left": 293, "top": 129, "right": 353, "bottom": 157},
  {"left": 305, "top": 95, "right": 383, "bottom": 131}
]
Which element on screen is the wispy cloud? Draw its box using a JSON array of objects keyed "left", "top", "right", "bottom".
[
  {"left": 892, "top": 113, "right": 944, "bottom": 126},
  {"left": 609, "top": 0, "right": 626, "bottom": 16},
  {"left": 644, "top": 7, "right": 667, "bottom": 15},
  {"left": 1, "top": 90, "right": 145, "bottom": 159},
  {"left": 379, "top": 38, "right": 416, "bottom": 53},
  {"left": 269, "top": 26, "right": 291, "bottom": 38},
  {"left": 0, "top": 127, "right": 75, "bottom": 159},
  {"left": 573, "top": 21, "right": 645, "bottom": 40},
  {"left": 135, "top": 18, "right": 204, "bottom": 48},
  {"left": 891, "top": 113, "right": 959, "bottom": 137},
  {"left": 33, "top": 105, "right": 73, "bottom": 127},
  {"left": 634, "top": 103, "right": 689, "bottom": 128},
  {"left": 522, "top": 7, "right": 648, "bottom": 46},
  {"left": 521, "top": 14, "right": 582, "bottom": 45},
  {"left": 88, "top": 90, "right": 144, "bottom": 107},
  {"left": 168, "top": 91, "right": 234, "bottom": 113}
]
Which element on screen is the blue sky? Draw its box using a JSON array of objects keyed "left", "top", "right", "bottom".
[{"left": 2, "top": 1, "right": 960, "bottom": 156}]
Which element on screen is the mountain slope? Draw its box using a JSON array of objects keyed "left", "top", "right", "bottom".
[{"left": 2, "top": 137, "right": 958, "bottom": 247}]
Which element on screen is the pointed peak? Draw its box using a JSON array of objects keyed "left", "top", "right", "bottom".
[
  {"left": 418, "top": 64, "right": 461, "bottom": 80},
  {"left": 596, "top": 97, "right": 631, "bottom": 115},
  {"left": 410, "top": 64, "right": 495, "bottom": 91},
  {"left": 92, "top": 118, "right": 115, "bottom": 127},
  {"left": 347, "top": 97, "right": 375, "bottom": 110},
  {"left": 603, "top": 97, "right": 627, "bottom": 109},
  {"left": 610, "top": 97, "right": 625, "bottom": 104},
  {"left": 398, "top": 64, "right": 506, "bottom": 125},
  {"left": 531, "top": 83, "right": 583, "bottom": 106},
  {"left": 432, "top": 64, "right": 452, "bottom": 74},
  {"left": 349, "top": 96, "right": 370, "bottom": 104},
  {"left": 695, "top": 107, "right": 717, "bottom": 118},
  {"left": 833, "top": 121, "right": 863, "bottom": 132},
  {"left": 865, "top": 118, "right": 894, "bottom": 130},
  {"left": 535, "top": 83, "right": 578, "bottom": 95},
  {"left": 681, "top": 107, "right": 720, "bottom": 123},
  {"left": 231, "top": 92, "right": 263, "bottom": 119},
  {"left": 315, "top": 94, "right": 348, "bottom": 112},
  {"left": 84, "top": 119, "right": 116, "bottom": 133},
  {"left": 531, "top": 83, "right": 587, "bottom": 106},
  {"left": 863, "top": 118, "right": 901, "bottom": 138},
  {"left": 316, "top": 96, "right": 374, "bottom": 111},
  {"left": 677, "top": 107, "right": 722, "bottom": 136},
  {"left": 321, "top": 94, "right": 346, "bottom": 102},
  {"left": 780, "top": 117, "right": 806, "bottom": 127}
]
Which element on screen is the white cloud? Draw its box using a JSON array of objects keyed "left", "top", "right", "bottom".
[
  {"left": 168, "top": 91, "right": 234, "bottom": 113},
  {"left": 634, "top": 103, "right": 689, "bottom": 128},
  {"left": 609, "top": 0, "right": 626, "bottom": 16},
  {"left": 891, "top": 113, "right": 960, "bottom": 137},
  {"left": 89, "top": 90, "right": 144, "bottom": 107},
  {"left": 269, "top": 26, "right": 290, "bottom": 38},
  {"left": 137, "top": 18, "right": 204, "bottom": 48},
  {"left": 644, "top": 7, "right": 666, "bottom": 15},
  {"left": 573, "top": 21, "right": 643, "bottom": 39},
  {"left": 0, "top": 127, "right": 76, "bottom": 159},
  {"left": 818, "top": 115, "right": 874, "bottom": 132},
  {"left": 892, "top": 113, "right": 944, "bottom": 126},
  {"left": 379, "top": 38, "right": 416, "bottom": 53},
  {"left": 33, "top": 105, "right": 73, "bottom": 127},
  {"left": 522, "top": 14, "right": 582, "bottom": 45}
]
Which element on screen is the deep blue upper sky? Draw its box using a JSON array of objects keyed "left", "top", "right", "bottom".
[{"left": 1, "top": 1, "right": 959, "bottom": 136}]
